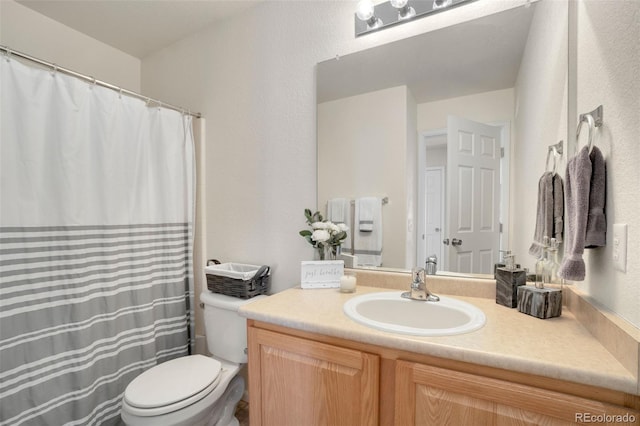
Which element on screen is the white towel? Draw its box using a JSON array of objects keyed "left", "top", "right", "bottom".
[
  {"left": 354, "top": 197, "right": 382, "bottom": 266},
  {"left": 358, "top": 197, "right": 377, "bottom": 232},
  {"left": 327, "top": 198, "right": 349, "bottom": 224},
  {"left": 327, "top": 198, "right": 352, "bottom": 252}
]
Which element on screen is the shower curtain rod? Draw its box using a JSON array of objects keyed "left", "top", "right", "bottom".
[{"left": 1, "top": 45, "right": 202, "bottom": 119}]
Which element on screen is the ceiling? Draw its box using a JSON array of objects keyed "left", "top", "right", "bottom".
[
  {"left": 17, "top": 0, "right": 535, "bottom": 104},
  {"left": 317, "top": 3, "right": 535, "bottom": 104},
  {"left": 16, "top": 0, "right": 263, "bottom": 58}
]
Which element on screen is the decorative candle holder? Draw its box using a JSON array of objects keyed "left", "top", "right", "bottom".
[{"left": 340, "top": 272, "right": 357, "bottom": 293}]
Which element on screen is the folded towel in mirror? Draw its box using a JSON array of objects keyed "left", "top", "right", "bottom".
[
  {"left": 358, "top": 197, "right": 378, "bottom": 232},
  {"left": 327, "top": 198, "right": 349, "bottom": 225},
  {"left": 354, "top": 197, "right": 382, "bottom": 266},
  {"left": 529, "top": 172, "right": 553, "bottom": 258}
]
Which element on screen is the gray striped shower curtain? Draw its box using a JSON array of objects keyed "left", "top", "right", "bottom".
[{"left": 0, "top": 57, "right": 195, "bottom": 425}]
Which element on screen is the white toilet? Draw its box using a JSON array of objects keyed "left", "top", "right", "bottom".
[{"left": 121, "top": 291, "right": 266, "bottom": 426}]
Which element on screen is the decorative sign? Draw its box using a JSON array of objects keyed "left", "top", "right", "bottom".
[{"left": 301, "top": 260, "right": 344, "bottom": 289}]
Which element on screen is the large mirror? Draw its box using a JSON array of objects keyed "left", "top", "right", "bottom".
[{"left": 317, "top": 0, "right": 568, "bottom": 276}]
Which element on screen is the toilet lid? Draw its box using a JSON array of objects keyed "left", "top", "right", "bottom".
[{"left": 124, "top": 355, "right": 222, "bottom": 411}]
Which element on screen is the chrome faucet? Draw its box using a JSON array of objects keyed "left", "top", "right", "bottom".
[{"left": 401, "top": 263, "right": 440, "bottom": 302}]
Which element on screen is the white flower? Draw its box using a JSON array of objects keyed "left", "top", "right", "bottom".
[
  {"left": 311, "top": 229, "right": 330, "bottom": 243},
  {"left": 337, "top": 223, "right": 349, "bottom": 232},
  {"left": 327, "top": 222, "right": 340, "bottom": 233},
  {"left": 311, "top": 221, "right": 328, "bottom": 230}
]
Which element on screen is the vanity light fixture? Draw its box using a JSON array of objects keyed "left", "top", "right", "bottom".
[
  {"left": 390, "top": 0, "right": 416, "bottom": 20},
  {"left": 355, "top": 0, "right": 477, "bottom": 37},
  {"left": 356, "top": 0, "right": 383, "bottom": 30},
  {"left": 432, "top": 0, "right": 453, "bottom": 10}
]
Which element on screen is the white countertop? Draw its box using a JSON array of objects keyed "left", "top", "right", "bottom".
[{"left": 238, "top": 285, "right": 639, "bottom": 395}]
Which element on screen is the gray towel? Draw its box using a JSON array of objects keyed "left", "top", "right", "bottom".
[
  {"left": 529, "top": 172, "right": 554, "bottom": 257},
  {"left": 585, "top": 146, "right": 606, "bottom": 248},
  {"left": 552, "top": 173, "right": 564, "bottom": 243},
  {"left": 558, "top": 146, "right": 592, "bottom": 281}
]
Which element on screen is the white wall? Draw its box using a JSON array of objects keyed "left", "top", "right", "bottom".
[
  {"left": 573, "top": 0, "right": 639, "bottom": 327},
  {"left": 512, "top": 0, "right": 639, "bottom": 328},
  {"left": 417, "top": 88, "right": 515, "bottom": 132},
  {"left": 512, "top": 0, "right": 568, "bottom": 274},
  {"left": 141, "top": 0, "right": 528, "bottom": 293},
  {"left": 318, "top": 86, "right": 410, "bottom": 268},
  {"left": 0, "top": 0, "right": 140, "bottom": 91}
]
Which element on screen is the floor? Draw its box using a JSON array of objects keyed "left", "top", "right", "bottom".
[{"left": 235, "top": 400, "right": 249, "bottom": 426}]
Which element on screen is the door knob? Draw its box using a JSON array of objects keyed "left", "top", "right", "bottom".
[
  {"left": 443, "top": 238, "right": 450, "bottom": 245},
  {"left": 451, "top": 238, "right": 463, "bottom": 246}
]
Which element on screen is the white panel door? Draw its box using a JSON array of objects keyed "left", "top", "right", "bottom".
[{"left": 447, "top": 116, "right": 501, "bottom": 274}]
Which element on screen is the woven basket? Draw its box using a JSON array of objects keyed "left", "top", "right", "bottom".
[{"left": 205, "top": 259, "right": 270, "bottom": 299}]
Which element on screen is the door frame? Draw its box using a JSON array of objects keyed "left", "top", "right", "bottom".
[
  {"left": 417, "top": 164, "right": 445, "bottom": 269},
  {"left": 417, "top": 120, "right": 510, "bottom": 271}
]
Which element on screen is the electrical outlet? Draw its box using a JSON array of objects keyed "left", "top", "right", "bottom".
[{"left": 612, "top": 224, "right": 628, "bottom": 273}]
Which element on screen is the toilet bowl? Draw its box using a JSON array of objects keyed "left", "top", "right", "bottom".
[{"left": 121, "top": 292, "right": 265, "bottom": 426}]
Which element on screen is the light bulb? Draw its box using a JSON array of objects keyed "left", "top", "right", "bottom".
[
  {"left": 433, "top": 0, "right": 452, "bottom": 10},
  {"left": 390, "top": 0, "right": 408, "bottom": 8},
  {"left": 356, "top": 0, "right": 375, "bottom": 21},
  {"left": 391, "top": 0, "right": 415, "bottom": 20}
]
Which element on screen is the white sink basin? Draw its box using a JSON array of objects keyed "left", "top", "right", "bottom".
[{"left": 343, "top": 291, "right": 486, "bottom": 336}]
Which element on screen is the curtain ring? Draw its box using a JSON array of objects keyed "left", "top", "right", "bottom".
[{"left": 576, "top": 113, "right": 595, "bottom": 151}]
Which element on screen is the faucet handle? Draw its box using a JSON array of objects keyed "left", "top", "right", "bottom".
[
  {"left": 411, "top": 267, "right": 425, "bottom": 285},
  {"left": 425, "top": 255, "right": 438, "bottom": 275}
]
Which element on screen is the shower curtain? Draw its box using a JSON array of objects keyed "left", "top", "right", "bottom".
[{"left": 0, "top": 57, "right": 195, "bottom": 425}]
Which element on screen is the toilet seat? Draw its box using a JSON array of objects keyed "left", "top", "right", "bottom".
[{"left": 124, "top": 355, "right": 222, "bottom": 417}]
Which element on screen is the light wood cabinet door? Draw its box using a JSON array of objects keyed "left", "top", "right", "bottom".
[
  {"left": 248, "top": 327, "right": 379, "bottom": 426},
  {"left": 395, "top": 360, "right": 639, "bottom": 426}
]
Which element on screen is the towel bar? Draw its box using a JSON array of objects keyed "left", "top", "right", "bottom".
[{"left": 349, "top": 197, "right": 389, "bottom": 205}]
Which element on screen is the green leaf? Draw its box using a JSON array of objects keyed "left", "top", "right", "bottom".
[{"left": 299, "top": 230, "right": 312, "bottom": 237}]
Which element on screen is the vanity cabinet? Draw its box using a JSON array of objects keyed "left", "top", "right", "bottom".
[
  {"left": 247, "top": 321, "right": 640, "bottom": 426},
  {"left": 395, "top": 360, "right": 637, "bottom": 425},
  {"left": 247, "top": 326, "right": 379, "bottom": 426}
]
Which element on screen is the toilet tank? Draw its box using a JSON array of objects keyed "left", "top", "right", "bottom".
[{"left": 199, "top": 292, "right": 267, "bottom": 364}]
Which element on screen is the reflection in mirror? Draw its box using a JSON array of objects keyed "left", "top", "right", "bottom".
[{"left": 317, "top": 0, "right": 568, "bottom": 277}]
